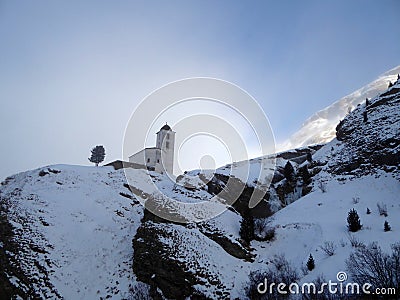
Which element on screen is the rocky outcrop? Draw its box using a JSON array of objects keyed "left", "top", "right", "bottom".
[{"left": 333, "top": 82, "right": 400, "bottom": 177}]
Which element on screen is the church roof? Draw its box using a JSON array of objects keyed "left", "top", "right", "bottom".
[{"left": 160, "top": 123, "right": 171, "bottom": 131}]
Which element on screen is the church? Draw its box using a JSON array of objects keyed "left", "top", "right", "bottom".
[{"left": 129, "top": 124, "right": 175, "bottom": 175}]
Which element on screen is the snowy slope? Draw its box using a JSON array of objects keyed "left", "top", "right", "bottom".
[
  {"left": 279, "top": 65, "right": 400, "bottom": 151},
  {"left": 0, "top": 165, "right": 144, "bottom": 299},
  {"left": 258, "top": 174, "right": 400, "bottom": 283},
  {"left": 1, "top": 71, "right": 399, "bottom": 299}
]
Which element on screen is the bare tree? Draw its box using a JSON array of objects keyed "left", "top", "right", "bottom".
[{"left": 346, "top": 242, "right": 400, "bottom": 292}]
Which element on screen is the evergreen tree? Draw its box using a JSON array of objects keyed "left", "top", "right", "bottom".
[
  {"left": 347, "top": 209, "right": 362, "bottom": 232},
  {"left": 366, "top": 207, "right": 371, "bottom": 215},
  {"left": 306, "top": 152, "right": 312, "bottom": 162},
  {"left": 306, "top": 254, "right": 315, "bottom": 271},
  {"left": 365, "top": 98, "right": 369, "bottom": 106},
  {"left": 363, "top": 111, "right": 368, "bottom": 123},
  {"left": 240, "top": 211, "right": 255, "bottom": 245},
  {"left": 284, "top": 161, "right": 295, "bottom": 181},
  {"left": 388, "top": 81, "right": 393, "bottom": 88},
  {"left": 384, "top": 221, "right": 391, "bottom": 232},
  {"left": 299, "top": 166, "right": 311, "bottom": 185},
  {"left": 88, "top": 145, "right": 106, "bottom": 166}
]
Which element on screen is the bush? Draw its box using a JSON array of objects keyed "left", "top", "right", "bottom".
[
  {"left": 254, "top": 218, "right": 275, "bottom": 241},
  {"left": 377, "top": 202, "right": 388, "bottom": 217},
  {"left": 346, "top": 232, "right": 364, "bottom": 248},
  {"left": 347, "top": 208, "right": 362, "bottom": 232},
  {"left": 245, "top": 254, "right": 298, "bottom": 299},
  {"left": 317, "top": 181, "right": 327, "bottom": 193},
  {"left": 319, "top": 241, "right": 336, "bottom": 256},
  {"left": 384, "top": 220, "right": 391, "bottom": 232},
  {"left": 346, "top": 242, "right": 400, "bottom": 292}
]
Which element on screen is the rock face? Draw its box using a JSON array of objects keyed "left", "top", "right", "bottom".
[
  {"left": 333, "top": 79, "right": 400, "bottom": 177},
  {"left": 133, "top": 220, "right": 197, "bottom": 299}
]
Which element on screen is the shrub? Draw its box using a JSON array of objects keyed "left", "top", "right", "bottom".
[
  {"left": 319, "top": 241, "right": 336, "bottom": 256},
  {"left": 384, "top": 220, "right": 391, "bottom": 232},
  {"left": 346, "top": 242, "right": 400, "bottom": 292},
  {"left": 347, "top": 208, "right": 362, "bottom": 232},
  {"left": 346, "top": 232, "right": 364, "bottom": 248},
  {"left": 254, "top": 218, "right": 275, "bottom": 241},
  {"left": 245, "top": 254, "right": 298, "bottom": 299},
  {"left": 317, "top": 181, "right": 327, "bottom": 193},
  {"left": 377, "top": 202, "right": 388, "bottom": 217}
]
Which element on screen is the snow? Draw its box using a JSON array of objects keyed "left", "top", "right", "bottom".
[
  {"left": 254, "top": 174, "right": 400, "bottom": 284},
  {"left": 279, "top": 65, "right": 400, "bottom": 151},
  {"left": 1, "top": 72, "right": 399, "bottom": 298},
  {"left": 1, "top": 165, "right": 144, "bottom": 299}
]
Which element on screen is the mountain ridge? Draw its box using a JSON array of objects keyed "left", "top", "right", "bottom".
[
  {"left": 279, "top": 65, "right": 400, "bottom": 151},
  {"left": 1, "top": 71, "right": 399, "bottom": 299}
]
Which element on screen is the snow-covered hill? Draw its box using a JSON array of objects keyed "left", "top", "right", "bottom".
[
  {"left": 279, "top": 65, "right": 400, "bottom": 151},
  {"left": 0, "top": 166, "right": 145, "bottom": 299},
  {"left": 1, "top": 73, "right": 399, "bottom": 299}
]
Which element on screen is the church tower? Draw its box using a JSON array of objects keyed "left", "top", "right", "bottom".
[{"left": 156, "top": 123, "right": 175, "bottom": 174}]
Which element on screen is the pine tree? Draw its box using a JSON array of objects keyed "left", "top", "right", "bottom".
[
  {"left": 347, "top": 208, "right": 362, "bottom": 232},
  {"left": 284, "top": 161, "right": 295, "bottom": 181},
  {"left": 88, "top": 145, "right": 105, "bottom": 166},
  {"left": 366, "top": 207, "right": 371, "bottom": 215},
  {"left": 363, "top": 111, "right": 368, "bottom": 123},
  {"left": 306, "top": 152, "right": 312, "bottom": 162},
  {"left": 384, "top": 221, "right": 391, "bottom": 232},
  {"left": 365, "top": 98, "right": 369, "bottom": 106},
  {"left": 388, "top": 81, "right": 393, "bottom": 88},
  {"left": 239, "top": 211, "right": 255, "bottom": 245},
  {"left": 306, "top": 254, "right": 315, "bottom": 271},
  {"left": 299, "top": 166, "right": 311, "bottom": 185}
]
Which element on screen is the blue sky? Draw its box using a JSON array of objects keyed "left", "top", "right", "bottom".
[{"left": 0, "top": 0, "right": 399, "bottom": 179}]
